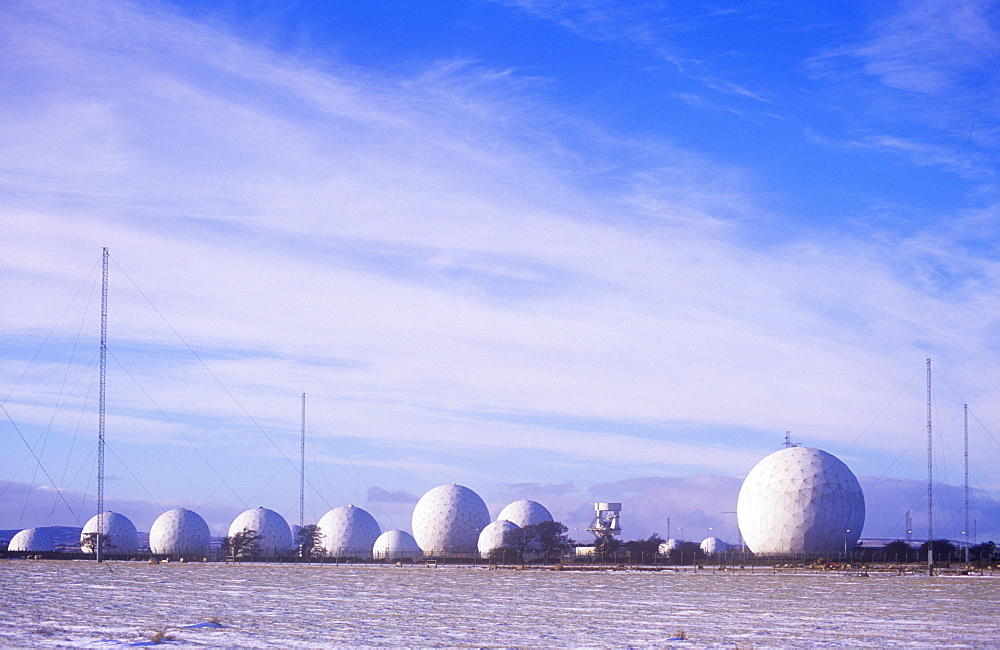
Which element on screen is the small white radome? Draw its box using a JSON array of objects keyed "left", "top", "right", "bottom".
[
  {"left": 477, "top": 520, "right": 520, "bottom": 558},
  {"left": 80, "top": 511, "right": 138, "bottom": 554},
  {"left": 372, "top": 529, "right": 421, "bottom": 560},
  {"left": 228, "top": 507, "right": 293, "bottom": 555},
  {"left": 496, "top": 499, "right": 552, "bottom": 528},
  {"left": 9, "top": 527, "right": 56, "bottom": 552},
  {"left": 317, "top": 505, "right": 381, "bottom": 558},
  {"left": 149, "top": 508, "right": 211, "bottom": 556}
]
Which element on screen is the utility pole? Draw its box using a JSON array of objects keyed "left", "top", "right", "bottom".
[{"left": 97, "top": 247, "right": 108, "bottom": 564}]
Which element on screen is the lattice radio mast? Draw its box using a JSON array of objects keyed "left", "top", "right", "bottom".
[
  {"left": 300, "top": 392, "right": 306, "bottom": 528},
  {"left": 97, "top": 247, "right": 108, "bottom": 563},
  {"left": 964, "top": 403, "right": 970, "bottom": 562},
  {"left": 926, "top": 358, "right": 933, "bottom": 569}
]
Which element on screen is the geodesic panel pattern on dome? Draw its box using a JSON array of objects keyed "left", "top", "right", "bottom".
[
  {"left": 477, "top": 520, "right": 519, "bottom": 558},
  {"left": 8, "top": 527, "right": 55, "bottom": 552},
  {"left": 700, "top": 536, "right": 728, "bottom": 555},
  {"left": 496, "top": 499, "right": 553, "bottom": 528},
  {"left": 372, "top": 529, "right": 421, "bottom": 560},
  {"left": 81, "top": 511, "right": 138, "bottom": 554},
  {"left": 149, "top": 508, "right": 211, "bottom": 556},
  {"left": 317, "top": 505, "right": 381, "bottom": 557},
  {"left": 411, "top": 484, "right": 490, "bottom": 554},
  {"left": 737, "top": 447, "right": 865, "bottom": 555},
  {"left": 228, "top": 507, "right": 293, "bottom": 554}
]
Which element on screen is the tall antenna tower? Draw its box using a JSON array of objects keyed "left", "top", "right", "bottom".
[
  {"left": 300, "top": 392, "right": 306, "bottom": 528},
  {"left": 964, "top": 403, "right": 969, "bottom": 562},
  {"left": 926, "top": 358, "right": 933, "bottom": 569},
  {"left": 97, "top": 247, "right": 108, "bottom": 563}
]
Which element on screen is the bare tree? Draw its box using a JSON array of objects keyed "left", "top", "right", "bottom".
[
  {"left": 296, "top": 524, "right": 322, "bottom": 559},
  {"left": 223, "top": 528, "right": 262, "bottom": 559},
  {"left": 535, "top": 521, "right": 573, "bottom": 562},
  {"left": 81, "top": 532, "right": 116, "bottom": 555},
  {"left": 502, "top": 525, "right": 539, "bottom": 562}
]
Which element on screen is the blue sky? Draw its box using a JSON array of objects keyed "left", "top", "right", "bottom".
[{"left": 2, "top": 0, "right": 999, "bottom": 543}]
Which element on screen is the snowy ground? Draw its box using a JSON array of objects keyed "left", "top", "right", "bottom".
[{"left": 1, "top": 560, "right": 997, "bottom": 647}]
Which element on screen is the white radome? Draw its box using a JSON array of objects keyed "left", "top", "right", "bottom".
[
  {"left": 737, "top": 446, "right": 865, "bottom": 555},
  {"left": 149, "top": 508, "right": 211, "bottom": 556},
  {"left": 228, "top": 507, "right": 293, "bottom": 555},
  {"left": 700, "top": 536, "right": 728, "bottom": 555},
  {"left": 478, "top": 520, "right": 520, "bottom": 558},
  {"left": 81, "top": 512, "right": 138, "bottom": 554},
  {"left": 496, "top": 499, "right": 553, "bottom": 528},
  {"left": 8, "top": 527, "right": 56, "bottom": 552},
  {"left": 658, "top": 538, "right": 680, "bottom": 554},
  {"left": 372, "top": 529, "right": 421, "bottom": 560},
  {"left": 317, "top": 505, "right": 381, "bottom": 558},
  {"left": 411, "top": 484, "right": 490, "bottom": 554}
]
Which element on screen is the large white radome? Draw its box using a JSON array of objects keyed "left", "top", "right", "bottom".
[
  {"left": 372, "top": 529, "right": 421, "bottom": 560},
  {"left": 81, "top": 512, "right": 138, "bottom": 554},
  {"left": 228, "top": 507, "right": 293, "bottom": 556},
  {"left": 737, "top": 447, "right": 865, "bottom": 555},
  {"left": 318, "top": 505, "right": 381, "bottom": 558},
  {"left": 412, "top": 484, "right": 490, "bottom": 554},
  {"left": 496, "top": 499, "right": 553, "bottom": 528},
  {"left": 149, "top": 508, "right": 211, "bottom": 556}
]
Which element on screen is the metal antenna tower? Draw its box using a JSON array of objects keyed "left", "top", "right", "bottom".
[
  {"left": 97, "top": 247, "right": 108, "bottom": 563},
  {"left": 926, "top": 358, "right": 933, "bottom": 570},
  {"left": 964, "top": 403, "right": 969, "bottom": 562},
  {"left": 299, "top": 392, "right": 306, "bottom": 528}
]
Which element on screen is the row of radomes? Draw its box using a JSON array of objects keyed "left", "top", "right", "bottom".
[
  {"left": 9, "top": 484, "right": 550, "bottom": 558},
  {"left": 9, "top": 447, "right": 867, "bottom": 557}
]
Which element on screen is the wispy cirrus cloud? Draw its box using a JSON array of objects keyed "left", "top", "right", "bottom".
[
  {"left": 491, "top": 0, "right": 773, "bottom": 106},
  {"left": 850, "top": 0, "right": 1000, "bottom": 95},
  {"left": 806, "top": 0, "right": 1000, "bottom": 147}
]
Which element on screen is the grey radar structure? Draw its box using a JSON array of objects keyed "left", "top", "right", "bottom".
[
  {"left": 81, "top": 511, "right": 138, "bottom": 554},
  {"left": 228, "top": 507, "right": 293, "bottom": 556},
  {"left": 496, "top": 499, "right": 553, "bottom": 527},
  {"left": 149, "top": 508, "right": 211, "bottom": 557},
  {"left": 317, "top": 505, "right": 381, "bottom": 558},
  {"left": 8, "top": 527, "right": 56, "bottom": 552},
  {"left": 411, "top": 484, "right": 490, "bottom": 554},
  {"left": 586, "top": 502, "right": 622, "bottom": 545},
  {"left": 372, "top": 529, "right": 421, "bottom": 560},
  {"left": 737, "top": 446, "right": 865, "bottom": 555}
]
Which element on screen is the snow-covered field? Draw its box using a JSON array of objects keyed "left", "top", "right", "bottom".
[{"left": 1, "top": 560, "right": 997, "bottom": 647}]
